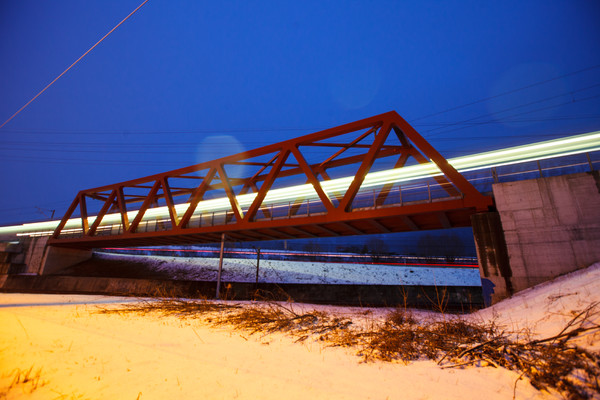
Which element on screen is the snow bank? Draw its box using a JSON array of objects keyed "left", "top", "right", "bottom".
[
  {"left": 95, "top": 251, "right": 481, "bottom": 286},
  {"left": 0, "top": 293, "right": 552, "bottom": 400},
  {"left": 473, "top": 262, "right": 600, "bottom": 351},
  {"left": 2, "top": 263, "right": 599, "bottom": 399}
]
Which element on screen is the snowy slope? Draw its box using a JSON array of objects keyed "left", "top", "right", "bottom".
[
  {"left": 1, "top": 263, "right": 598, "bottom": 399},
  {"left": 94, "top": 251, "right": 482, "bottom": 286},
  {"left": 0, "top": 293, "right": 552, "bottom": 400},
  {"left": 472, "top": 262, "right": 600, "bottom": 352}
]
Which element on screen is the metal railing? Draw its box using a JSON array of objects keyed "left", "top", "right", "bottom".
[{"left": 51, "top": 150, "right": 599, "bottom": 239}]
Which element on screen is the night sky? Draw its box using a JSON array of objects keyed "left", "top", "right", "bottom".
[{"left": 1, "top": 1, "right": 600, "bottom": 227}]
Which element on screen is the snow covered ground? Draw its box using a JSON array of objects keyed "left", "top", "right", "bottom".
[
  {"left": 94, "top": 251, "right": 482, "bottom": 286},
  {"left": 472, "top": 262, "right": 600, "bottom": 352},
  {"left": 1, "top": 263, "right": 598, "bottom": 399}
]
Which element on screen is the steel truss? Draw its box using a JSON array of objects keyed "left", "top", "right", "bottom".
[{"left": 50, "top": 111, "right": 493, "bottom": 248}]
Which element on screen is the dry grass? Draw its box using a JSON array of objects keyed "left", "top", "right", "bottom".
[
  {"left": 1, "top": 365, "right": 47, "bottom": 398},
  {"left": 98, "top": 299, "right": 600, "bottom": 399},
  {"left": 98, "top": 298, "right": 241, "bottom": 317},
  {"left": 352, "top": 306, "right": 600, "bottom": 398},
  {"left": 221, "top": 302, "right": 353, "bottom": 342},
  {"left": 351, "top": 309, "right": 497, "bottom": 363}
]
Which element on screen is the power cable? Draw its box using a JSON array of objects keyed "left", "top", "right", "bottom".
[
  {"left": 0, "top": 115, "right": 598, "bottom": 152},
  {"left": 3, "top": 114, "right": 600, "bottom": 139},
  {"left": 2, "top": 63, "right": 598, "bottom": 138},
  {"left": 410, "top": 64, "right": 600, "bottom": 122},
  {"left": 2, "top": 110, "right": 599, "bottom": 156},
  {"left": 0, "top": 155, "right": 184, "bottom": 166},
  {"left": 414, "top": 115, "right": 600, "bottom": 127},
  {"left": 0, "top": 127, "right": 319, "bottom": 135},
  {"left": 0, "top": 147, "right": 207, "bottom": 155},
  {"left": 422, "top": 84, "right": 600, "bottom": 137},
  {"left": 3, "top": 126, "right": 599, "bottom": 166},
  {"left": 424, "top": 93, "right": 600, "bottom": 138},
  {"left": 0, "top": 0, "right": 149, "bottom": 130},
  {"left": 2, "top": 113, "right": 599, "bottom": 164}
]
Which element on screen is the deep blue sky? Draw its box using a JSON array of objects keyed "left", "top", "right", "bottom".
[{"left": 1, "top": 0, "right": 599, "bottom": 225}]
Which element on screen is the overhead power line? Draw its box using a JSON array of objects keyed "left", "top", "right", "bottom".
[
  {"left": 422, "top": 83, "right": 600, "bottom": 137},
  {"left": 0, "top": 0, "right": 149, "bottom": 130},
  {"left": 411, "top": 64, "right": 600, "bottom": 122},
  {"left": 1, "top": 115, "right": 599, "bottom": 150},
  {"left": 0, "top": 127, "right": 321, "bottom": 135},
  {"left": 2, "top": 63, "right": 599, "bottom": 137},
  {"left": 424, "top": 93, "right": 600, "bottom": 138},
  {"left": 414, "top": 115, "right": 600, "bottom": 127}
]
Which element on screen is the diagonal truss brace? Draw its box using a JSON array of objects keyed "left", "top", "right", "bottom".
[{"left": 51, "top": 111, "right": 493, "bottom": 242}]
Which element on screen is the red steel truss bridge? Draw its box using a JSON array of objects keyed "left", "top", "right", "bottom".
[{"left": 48, "top": 111, "right": 494, "bottom": 249}]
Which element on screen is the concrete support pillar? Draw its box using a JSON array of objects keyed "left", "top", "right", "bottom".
[{"left": 471, "top": 212, "right": 513, "bottom": 305}]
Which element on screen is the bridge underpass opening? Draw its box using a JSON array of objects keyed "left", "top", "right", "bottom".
[{"left": 36, "top": 111, "right": 493, "bottom": 249}]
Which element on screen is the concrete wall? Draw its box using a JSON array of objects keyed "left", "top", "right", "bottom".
[
  {"left": 0, "top": 237, "right": 92, "bottom": 276},
  {"left": 475, "top": 171, "right": 600, "bottom": 303},
  {"left": 40, "top": 245, "right": 93, "bottom": 275},
  {"left": 0, "top": 241, "right": 24, "bottom": 274}
]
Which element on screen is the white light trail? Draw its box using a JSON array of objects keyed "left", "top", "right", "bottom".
[{"left": 1, "top": 130, "right": 599, "bottom": 238}]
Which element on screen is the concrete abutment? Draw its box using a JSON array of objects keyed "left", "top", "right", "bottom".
[
  {"left": 0, "top": 237, "right": 92, "bottom": 276},
  {"left": 473, "top": 172, "right": 600, "bottom": 304}
]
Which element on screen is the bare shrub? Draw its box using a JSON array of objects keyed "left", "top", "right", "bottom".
[
  {"left": 97, "top": 298, "right": 241, "bottom": 318},
  {"left": 98, "top": 299, "right": 600, "bottom": 399},
  {"left": 1, "top": 365, "right": 47, "bottom": 396},
  {"left": 220, "top": 302, "right": 353, "bottom": 342},
  {"left": 351, "top": 311, "right": 495, "bottom": 364},
  {"left": 346, "top": 304, "right": 600, "bottom": 398}
]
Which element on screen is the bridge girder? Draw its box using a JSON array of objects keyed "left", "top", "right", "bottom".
[{"left": 49, "top": 111, "right": 493, "bottom": 249}]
